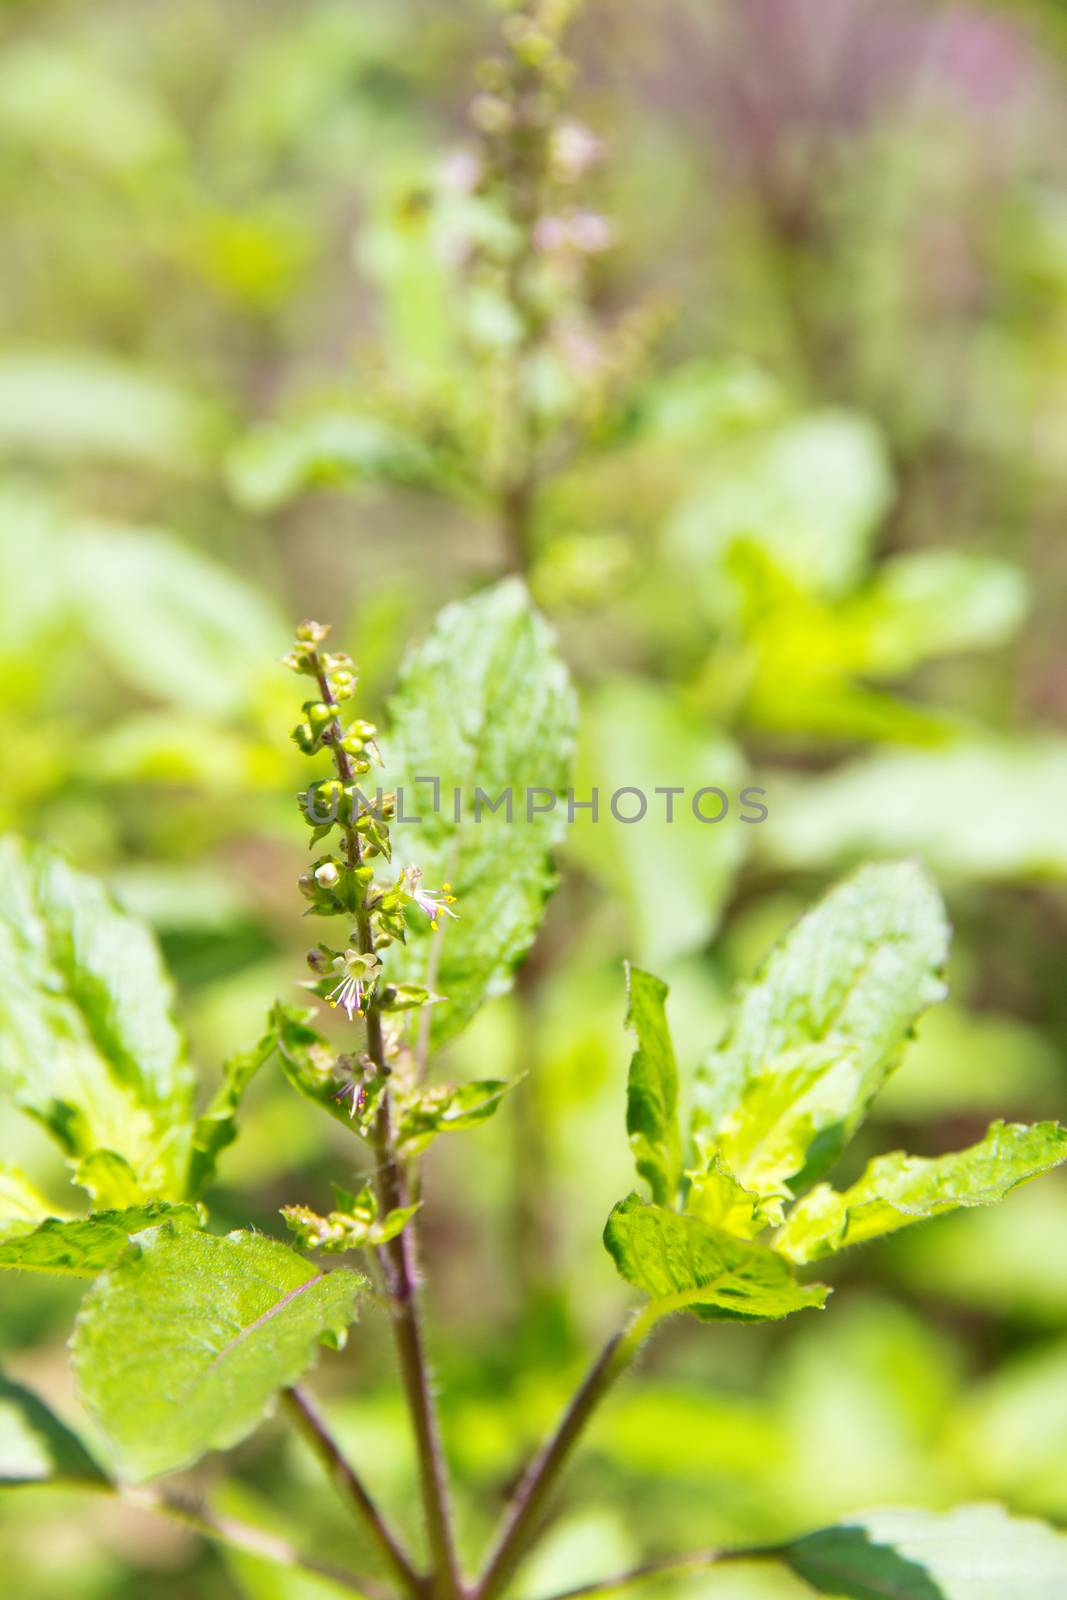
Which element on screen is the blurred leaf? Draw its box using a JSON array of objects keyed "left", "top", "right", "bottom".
[
  {"left": 187, "top": 1029, "right": 278, "bottom": 1198},
  {"left": 603, "top": 1193, "right": 828, "bottom": 1322},
  {"left": 66, "top": 525, "right": 287, "bottom": 716},
  {"left": 0, "top": 44, "right": 179, "bottom": 172},
  {"left": 888, "top": 1179, "right": 1067, "bottom": 1326},
  {"left": 0, "top": 1201, "right": 200, "bottom": 1276},
  {"left": 668, "top": 409, "right": 893, "bottom": 599},
  {"left": 228, "top": 411, "right": 447, "bottom": 512},
  {"left": 0, "top": 837, "right": 196, "bottom": 1199},
  {"left": 566, "top": 678, "right": 747, "bottom": 965},
  {"left": 0, "top": 1373, "right": 105, "bottom": 1487},
  {"left": 72, "top": 1223, "right": 364, "bottom": 1482},
  {"left": 777, "top": 1121, "right": 1067, "bottom": 1264},
  {"left": 625, "top": 966, "right": 683, "bottom": 1206},
  {"left": 386, "top": 579, "right": 576, "bottom": 1044},
  {"left": 762, "top": 740, "right": 1067, "bottom": 879},
  {"left": 0, "top": 353, "right": 206, "bottom": 470},
  {"left": 852, "top": 551, "right": 1029, "bottom": 673},
  {"left": 958, "top": 1339, "right": 1067, "bottom": 1517},
  {"left": 692, "top": 862, "right": 950, "bottom": 1192},
  {"left": 783, "top": 1524, "right": 945, "bottom": 1599},
  {"left": 786, "top": 1505, "right": 1067, "bottom": 1600},
  {"left": 0, "top": 1166, "right": 55, "bottom": 1239}
]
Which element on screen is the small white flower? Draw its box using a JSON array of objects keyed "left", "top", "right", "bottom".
[
  {"left": 327, "top": 971, "right": 365, "bottom": 1020},
  {"left": 403, "top": 867, "right": 459, "bottom": 932}
]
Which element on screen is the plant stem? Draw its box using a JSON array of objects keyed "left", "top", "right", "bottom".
[
  {"left": 309, "top": 650, "right": 464, "bottom": 1600},
  {"left": 476, "top": 1308, "right": 657, "bottom": 1600},
  {"left": 373, "top": 1105, "right": 464, "bottom": 1600},
  {"left": 283, "top": 1386, "right": 424, "bottom": 1599},
  {"left": 128, "top": 1486, "right": 391, "bottom": 1600},
  {"left": 530, "top": 1548, "right": 760, "bottom": 1600}
]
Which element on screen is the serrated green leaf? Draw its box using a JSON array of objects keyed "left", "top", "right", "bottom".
[
  {"left": 785, "top": 1504, "right": 1067, "bottom": 1600},
  {"left": 692, "top": 862, "right": 949, "bottom": 1200},
  {"left": 187, "top": 1028, "right": 278, "bottom": 1198},
  {"left": 777, "top": 1121, "right": 1067, "bottom": 1264},
  {"left": 603, "top": 1193, "right": 828, "bottom": 1323},
  {"left": 73, "top": 1149, "right": 146, "bottom": 1209},
  {"left": 624, "top": 967, "right": 683, "bottom": 1207},
  {"left": 685, "top": 1155, "right": 775, "bottom": 1238},
  {"left": 0, "top": 1372, "right": 105, "bottom": 1486},
  {"left": 0, "top": 1201, "right": 200, "bottom": 1276},
  {"left": 73, "top": 1224, "right": 365, "bottom": 1481},
  {"left": 0, "top": 837, "right": 197, "bottom": 1199},
  {"left": 385, "top": 579, "right": 576, "bottom": 1044}
]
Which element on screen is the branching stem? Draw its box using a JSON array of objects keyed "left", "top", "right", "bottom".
[
  {"left": 476, "top": 1307, "right": 660, "bottom": 1600},
  {"left": 283, "top": 1386, "right": 424, "bottom": 1599}
]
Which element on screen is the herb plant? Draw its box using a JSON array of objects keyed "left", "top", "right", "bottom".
[{"left": 2, "top": 594, "right": 1067, "bottom": 1600}]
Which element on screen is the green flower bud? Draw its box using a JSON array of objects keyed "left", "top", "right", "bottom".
[
  {"left": 314, "top": 861, "right": 341, "bottom": 890},
  {"left": 296, "top": 620, "right": 331, "bottom": 644}
]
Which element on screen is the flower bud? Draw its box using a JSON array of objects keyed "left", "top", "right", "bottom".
[
  {"left": 296, "top": 620, "right": 330, "bottom": 643},
  {"left": 314, "top": 861, "right": 341, "bottom": 890}
]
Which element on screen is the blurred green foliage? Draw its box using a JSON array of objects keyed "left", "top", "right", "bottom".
[{"left": 1, "top": 0, "right": 1067, "bottom": 1595}]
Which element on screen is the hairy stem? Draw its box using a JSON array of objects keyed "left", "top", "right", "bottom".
[
  {"left": 283, "top": 1386, "right": 424, "bottom": 1599},
  {"left": 476, "top": 1308, "right": 657, "bottom": 1600},
  {"left": 309, "top": 647, "right": 462, "bottom": 1600}
]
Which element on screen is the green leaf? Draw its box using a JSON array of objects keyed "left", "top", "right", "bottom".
[
  {"left": 0, "top": 1372, "right": 105, "bottom": 1486},
  {"left": 783, "top": 1524, "right": 945, "bottom": 1599},
  {"left": 0, "top": 1202, "right": 200, "bottom": 1276},
  {"left": 668, "top": 409, "right": 894, "bottom": 599},
  {"left": 386, "top": 579, "right": 576, "bottom": 1044},
  {"left": 66, "top": 525, "right": 287, "bottom": 717},
  {"left": 187, "top": 1028, "right": 278, "bottom": 1198},
  {"left": 0, "top": 837, "right": 197, "bottom": 1199},
  {"left": 565, "top": 679, "right": 747, "bottom": 966},
  {"left": 853, "top": 551, "right": 1029, "bottom": 674},
  {"left": 684, "top": 1155, "right": 776, "bottom": 1239},
  {"left": 73, "top": 1224, "right": 365, "bottom": 1481},
  {"left": 624, "top": 967, "right": 683, "bottom": 1207},
  {"left": 762, "top": 739, "right": 1067, "bottom": 882},
  {"left": 0, "top": 1165, "right": 56, "bottom": 1238},
  {"left": 0, "top": 352, "right": 208, "bottom": 471},
  {"left": 602, "top": 1193, "right": 828, "bottom": 1323},
  {"left": 395, "top": 1079, "right": 514, "bottom": 1156},
  {"left": 227, "top": 411, "right": 447, "bottom": 512},
  {"left": 270, "top": 1002, "right": 367, "bottom": 1132},
  {"left": 777, "top": 1120, "right": 1067, "bottom": 1264},
  {"left": 692, "top": 862, "right": 949, "bottom": 1198},
  {"left": 784, "top": 1505, "right": 1067, "bottom": 1600}
]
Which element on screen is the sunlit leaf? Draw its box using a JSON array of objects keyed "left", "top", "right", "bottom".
[
  {"left": 386, "top": 579, "right": 576, "bottom": 1044},
  {"left": 692, "top": 862, "right": 949, "bottom": 1196},
  {"left": 624, "top": 966, "right": 683, "bottom": 1206},
  {"left": 777, "top": 1121, "right": 1067, "bottom": 1264},
  {"left": 187, "top": 1028, "right": 278, "bottom": 1198},
  {"left": 0, "top": 837, "right": 196, "bottom": 1200},
  {"left": 785, "top": 1504, "right": 1067, "bottom": 1600},
  {"left": 0, "top": 1201, "right": 200, "bottom": 1276},
  {"left": 603, "top": 1193, "right": 828, "bottom": 1323},
  {"left": 73, "top": 1224, "right": 365, "bottom": 1481},
  {"left": 227, "top": 411, "right": 447, "bottom": 511}
]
